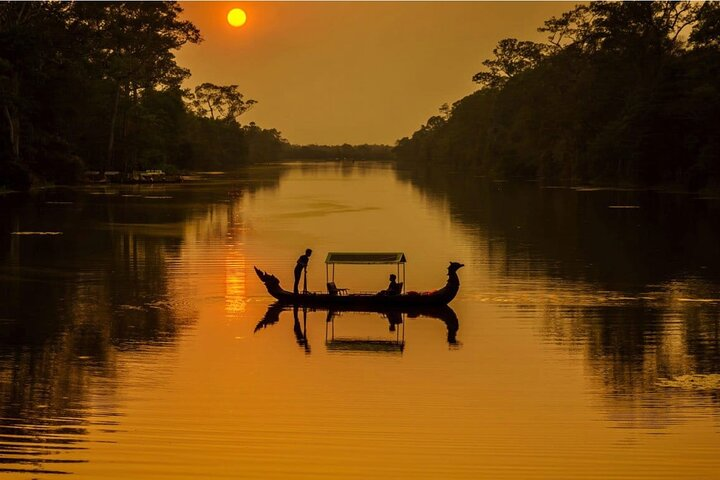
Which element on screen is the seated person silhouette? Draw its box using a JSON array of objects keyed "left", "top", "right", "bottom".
[{"left": 378, "top": 274, "right": 402, "bottom": 296}]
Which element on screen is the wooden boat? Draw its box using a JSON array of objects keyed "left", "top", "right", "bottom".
[{"left": 253, "top": 261, "right": 464, "bottom": 308}]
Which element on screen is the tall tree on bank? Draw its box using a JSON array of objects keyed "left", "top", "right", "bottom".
[
  {"left": 189, "top": 83, "right": 256, "bottom": 123},
  {"left": 1, "top": 1, "right": 289, "bottom": 189},
  {"left": 472, "top": 38, "right": 547, "bottom": 89},
  {"left": 182, "top": 82, "right": 262, "bottom": 170},
  {"left": 71, "top": 2, "right": 200, "bottom": 170},
  {"left": 0, "top": 3, "right": 70, "bottom": 166}
]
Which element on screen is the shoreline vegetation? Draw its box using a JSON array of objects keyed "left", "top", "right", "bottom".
[
  {"left": 0, "top": 2, "right": 290, "bottom": 191},
  {"left": 395, "top": 1, "right": 720, "bottom": 192},
  {"left": 0, "top": 2, "right": 393, "bottom": 191},
  {"left": 2, "top": 2, "right": 719, "bottom": 193}
]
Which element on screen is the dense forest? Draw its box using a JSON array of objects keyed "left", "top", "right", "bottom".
[
  {"left": 395, "top": 1, "right": 720, "bottom": 190},
  {"left": 0, "top": 2, "right": 287, "bottom": 190}
]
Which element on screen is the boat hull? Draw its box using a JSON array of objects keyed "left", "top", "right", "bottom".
[{"left": 266, "top": 290, "right": 452, "bottom": 308}]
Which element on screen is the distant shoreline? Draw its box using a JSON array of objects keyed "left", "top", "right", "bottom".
[{"left": 3, "top": 161, "right": 719, "bottom": 200}]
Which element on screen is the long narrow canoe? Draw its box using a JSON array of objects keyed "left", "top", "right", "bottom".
[{"left": 254, "top": 261, "right": 463, "bottom": 309}]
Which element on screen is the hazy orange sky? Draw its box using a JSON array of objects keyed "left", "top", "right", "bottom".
[{"left": 177, "top": 2, "right": 571, "bottom": 145}]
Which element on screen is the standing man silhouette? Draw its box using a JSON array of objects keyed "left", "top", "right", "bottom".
[{"left": 293, "top": 248, "right": 312, "bottom": 294}]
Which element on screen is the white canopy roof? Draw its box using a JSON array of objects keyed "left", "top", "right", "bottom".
[{"left": 325, "top": 252, "right": 406, "bottom": 265}]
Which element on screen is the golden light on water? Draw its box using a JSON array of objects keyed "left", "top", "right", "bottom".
[
  {"left": 225, "top": 247, "right": 247, "bottom": 315},
  {"left": 227, "top": 8, "right": 247, "bottom": 27}
]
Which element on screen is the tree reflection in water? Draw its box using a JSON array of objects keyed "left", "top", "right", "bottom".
[
  {"left": 399, "top": 165, "right": 720, "bottom": 425},
  {"left": 0, "top": 173, "right": 285, "bottom": 475}
]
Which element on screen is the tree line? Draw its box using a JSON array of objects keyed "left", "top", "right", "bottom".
[
  {"left": 284, "top": 143, "right": 393, "bottom": 161},
  {"left": 0, "top": 2, "right": 287, "bottom": 190},
  {"left": 394, "top": 1, "right": 720, "bottom": 190}
]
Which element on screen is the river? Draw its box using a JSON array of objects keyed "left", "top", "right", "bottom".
[{"left": 1, "top": 161, "right": 719, "bottom": 479}]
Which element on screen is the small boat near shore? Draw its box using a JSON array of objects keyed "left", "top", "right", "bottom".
[
  {"left": 254, "top": 260, "right": 463, "bottom": 309},
  {"left": 83, "top": 169, "right": 186, "bottom": 184}
]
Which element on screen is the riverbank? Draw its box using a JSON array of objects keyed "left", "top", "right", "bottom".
[{"left": 395, "top": 160, "right": 720, "bottom": 198}]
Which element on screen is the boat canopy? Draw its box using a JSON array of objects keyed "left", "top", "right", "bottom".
[
  {"left": 324, "top": 252, "right": 407, "bottom": 290},
  {"left": 325, "top": 252, "right": 406, "bottom": 264}
]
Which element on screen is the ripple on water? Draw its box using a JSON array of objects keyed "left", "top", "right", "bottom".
[
  {"left": 0, "top": 416, "right": 94, "bottom": 476},
  {"left": 658, "top": 374, "right": 720, "bottom": 391}
]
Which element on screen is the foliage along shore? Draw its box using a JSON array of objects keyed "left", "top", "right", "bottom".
[
  {"left": 5, "top": 2, "right": 718, "bottom": 193},
  {"left": 0, "top": 2, "right": 395, "bottom": 192},
  {"left": 394, "top": 1, "right": 720, "bottom": 192},
  {"left": 0, "top": 2, "right": 292, "bottom": 191}
]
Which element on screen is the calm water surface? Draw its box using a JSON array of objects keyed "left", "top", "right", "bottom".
[{"left": 1, "top": 162, "right": 719, "bottom": 479}]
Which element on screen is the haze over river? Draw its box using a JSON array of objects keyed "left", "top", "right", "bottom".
[{"left": 1, "top": 162, "right": 719, "bottom": 479}]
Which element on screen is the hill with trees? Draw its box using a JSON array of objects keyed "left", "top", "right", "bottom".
[{"left": 394, "top": 1, "right": 720, "bottom": 190}]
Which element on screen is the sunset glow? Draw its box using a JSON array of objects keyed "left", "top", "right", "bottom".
[
  {"left": 3, "top": 2, "right": 720, "bottom": 479},
  {"left": 177, "top": 2, "right": 571, "bottom": 145}
]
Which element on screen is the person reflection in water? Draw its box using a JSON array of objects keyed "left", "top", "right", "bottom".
[
  {"left": 379, "top": 274, "right": 402, "bottom": 296},
  {"left": 293, "top": 248, "right": 312, "bottom": 294},
  {"left": 386, "top": 310, "right": 402, "bottom": 332}
]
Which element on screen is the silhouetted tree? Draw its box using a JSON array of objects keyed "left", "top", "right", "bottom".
[
  {"left": 71, "top": 2, "right": 200, "bottom": 169},
  {"left": 0, "top": 2, "right": 71, "bottom": 164},
  {"left": 689, "top": 2, "right": 720, "bottom": 48},
  {"left": 472, "top": 38, "right": 547, "bottom": 88},
  {"left": 396, "top": 0, "right": 720, "bottom": 191},
  {"left": 0, "top": 1, "right": 286, "bottom": 189},
  {"left": 284, "top": 143, "right": 393, "bottom": 161},
  {"left": 189, "top": 83, "right": 256, "bottom": 123}
]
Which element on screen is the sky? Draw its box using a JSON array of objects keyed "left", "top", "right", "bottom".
[{"left": 176, "top": 2, "right": 571, "bottom": 146}]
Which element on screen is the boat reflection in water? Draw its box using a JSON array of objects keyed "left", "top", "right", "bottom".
[
  {"left": 254, "top": 303, "right": 460, "bottom": 354},
  {"left": 325, "top": 309, "right": 406, "bottom": 355}
]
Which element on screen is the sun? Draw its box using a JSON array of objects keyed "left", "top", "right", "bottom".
[{"left": 227, "top": 8, "right": 247, "bottom": 28}]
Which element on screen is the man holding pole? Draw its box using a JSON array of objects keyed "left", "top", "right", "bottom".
[{"left": 293, "top": 248, "right": 312, "bottom": 294}]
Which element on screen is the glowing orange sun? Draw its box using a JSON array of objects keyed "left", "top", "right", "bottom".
[{"left": 227, "top": 8, "right": 247, "bottom": 28}]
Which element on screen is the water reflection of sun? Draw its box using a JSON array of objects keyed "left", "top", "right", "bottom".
[
  {"left": 172, "top": 201, "right": 248, "bottom": 317},
  {"left": 225, "top": 247, "right": 247, "bottom": 315},
  {"left": 225, "top": 201, "right": 247, "bottom": 316}
]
